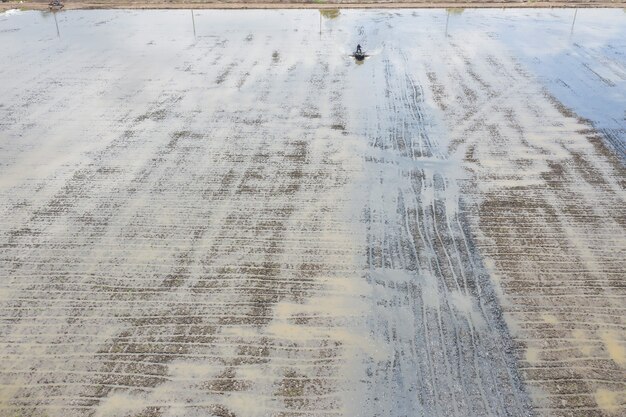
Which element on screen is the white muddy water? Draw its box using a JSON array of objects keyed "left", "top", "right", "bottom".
[{"left": 0, "top": 8, "right": 624, "bottom": 417}]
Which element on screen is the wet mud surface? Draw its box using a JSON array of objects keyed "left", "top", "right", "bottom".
[{"left": 0, "top": 8, "right": 624, "bottom": 417}]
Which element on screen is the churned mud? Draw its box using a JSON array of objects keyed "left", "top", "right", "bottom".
[{"left": 0, "top": 8, "right": 624, "bottom": 417}]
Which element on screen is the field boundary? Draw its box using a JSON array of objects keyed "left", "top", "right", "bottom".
[{"left": 2, "top": 1, "right": 626, "bottom": 12}]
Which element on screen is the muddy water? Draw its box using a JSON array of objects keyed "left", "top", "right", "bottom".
[{"left": 0, "top": 8, "right": 624, "bottom": 417}]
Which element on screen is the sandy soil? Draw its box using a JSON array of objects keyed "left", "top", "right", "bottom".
[
  {"left": 1, "top": 0, "right": 625, "bottom": 12},
  {"left": 0, "top": 7, "right": 624, "bottom": 417}
]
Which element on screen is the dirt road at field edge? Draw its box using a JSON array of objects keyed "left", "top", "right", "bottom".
[{"left": 1, "top": 1, "right": 625, "bottom": 13}]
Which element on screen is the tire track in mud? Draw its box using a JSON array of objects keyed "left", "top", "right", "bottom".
[
  {"left": 346, "top": 43, "right": 533, "bottom": 416},
  {"left": 419, "top": 29, "right": 626, "bottom": 417}
]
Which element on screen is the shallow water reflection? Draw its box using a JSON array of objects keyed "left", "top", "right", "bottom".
[
  {"left": 1, "top": 8, "right": 624, "bottom": 145},
  {"left": 0, "top": 7, "right": 624, "bottom": 417}
]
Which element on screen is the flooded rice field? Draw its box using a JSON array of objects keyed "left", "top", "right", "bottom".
[{"left": 0, "top": 7, "right": 625, "bottom": 417}]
